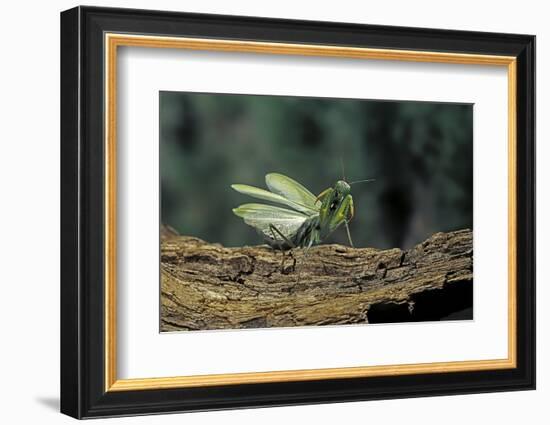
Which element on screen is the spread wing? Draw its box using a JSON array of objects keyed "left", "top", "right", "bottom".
[
  {"left": 231, "top": 183, "right": 317, "bottom": 216},
  {"left": 265, "top": 173, "right": 319, "bottom": 211},
  {"left": 232, "top": 203, "right": 307, "bottom": 240}
]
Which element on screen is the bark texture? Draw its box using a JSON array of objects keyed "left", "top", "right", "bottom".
[{"left": 161, "top": 227, "right": 473, "bottom": 331}]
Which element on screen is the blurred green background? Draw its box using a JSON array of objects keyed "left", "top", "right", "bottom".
[{"left": 160, "top": 91, "right": 472, "bottom": 250}]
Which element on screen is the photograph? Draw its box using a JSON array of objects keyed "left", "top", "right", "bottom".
[{"left": 159, "top": 91, "right": 474, "bottom": 332}]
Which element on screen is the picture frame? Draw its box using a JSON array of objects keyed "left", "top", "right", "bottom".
[{"left": 60, "top": 5, "right": 535, "bottom": 419}]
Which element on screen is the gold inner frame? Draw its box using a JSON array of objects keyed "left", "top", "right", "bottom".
[{"left": 104, "top": 33, "right": 518, "bottom": 392}]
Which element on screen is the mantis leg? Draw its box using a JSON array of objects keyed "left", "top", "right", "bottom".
[
  {"left": 315, "top": 187, "right": 332, "bottom": 205},
  {"left": 342, "top": 195, "right": 354, "bottom": 247},
  {"left": 344, "top": 221, "right": 354, "bottom": 248},
  {"left": 268, "top": 225, "right": 285, "bottom": 269},
  {"left": 269, "top": 224, "right": 296, "bottom": 249},
  {"left": 269, "top": 224, "right": 296, "bottom": 272},
  {"left": 288, "top": 250, "right": 297, "bottom": 270},
  {"left": 303, "top": 235, "right": 314, "bottom": 258}
]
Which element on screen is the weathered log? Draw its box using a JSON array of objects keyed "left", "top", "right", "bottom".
[{"left": 161, "top": 228, "right": 473, "bottom": 331}]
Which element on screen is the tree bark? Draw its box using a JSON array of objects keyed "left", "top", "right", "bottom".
[{"left": 161, "top": 227, "right": 473, "bottom": 331}]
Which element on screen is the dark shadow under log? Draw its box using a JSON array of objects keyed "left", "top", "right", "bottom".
[{"left": 160, "top": 227, "right": 473, "bottom": 332}]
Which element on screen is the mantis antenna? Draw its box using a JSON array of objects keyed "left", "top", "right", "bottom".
[
  {"left": 339, "top": 157, "right": 375, "bottom": 186},
  {"left": 350, "top": 178, "right": 376, "bottom": 185}
]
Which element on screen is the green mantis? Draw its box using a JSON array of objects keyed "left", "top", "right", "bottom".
[{"left": 231, "top": 172, "right": 373, "bottom": 264}]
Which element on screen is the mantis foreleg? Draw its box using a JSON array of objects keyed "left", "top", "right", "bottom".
[
  {"left": 341, "top": 195, "right": 355, "bottom": 247},
  {"left": 344, "top": 221, "right": 354, "bottom": 248}
]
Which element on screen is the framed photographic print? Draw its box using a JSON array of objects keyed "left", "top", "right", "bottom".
[{"left": 60, "top": 6, "right": 536, "bottom": 419}]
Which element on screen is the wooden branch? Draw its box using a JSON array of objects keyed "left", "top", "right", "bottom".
[{"left": 161, "top": 228, "right": 473, "bottom": 331}]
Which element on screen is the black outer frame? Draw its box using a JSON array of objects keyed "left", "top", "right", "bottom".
[{"left": 60, "top": 6, "right": 535, "bottom": 419}]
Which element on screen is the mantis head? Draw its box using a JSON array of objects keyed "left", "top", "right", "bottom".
[{"left": 334, "top": 180, "right": 351, "bottom": 196}]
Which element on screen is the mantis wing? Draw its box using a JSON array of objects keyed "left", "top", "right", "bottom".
[
  {"left": 232, "top": 203, "right": 307, "bottom": 240},
  {"left": 231, "top": 184, "right": 317, "bottom": 216},
  {"left": 265, "top": 173, "right": 319, "bottom": 211}
]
